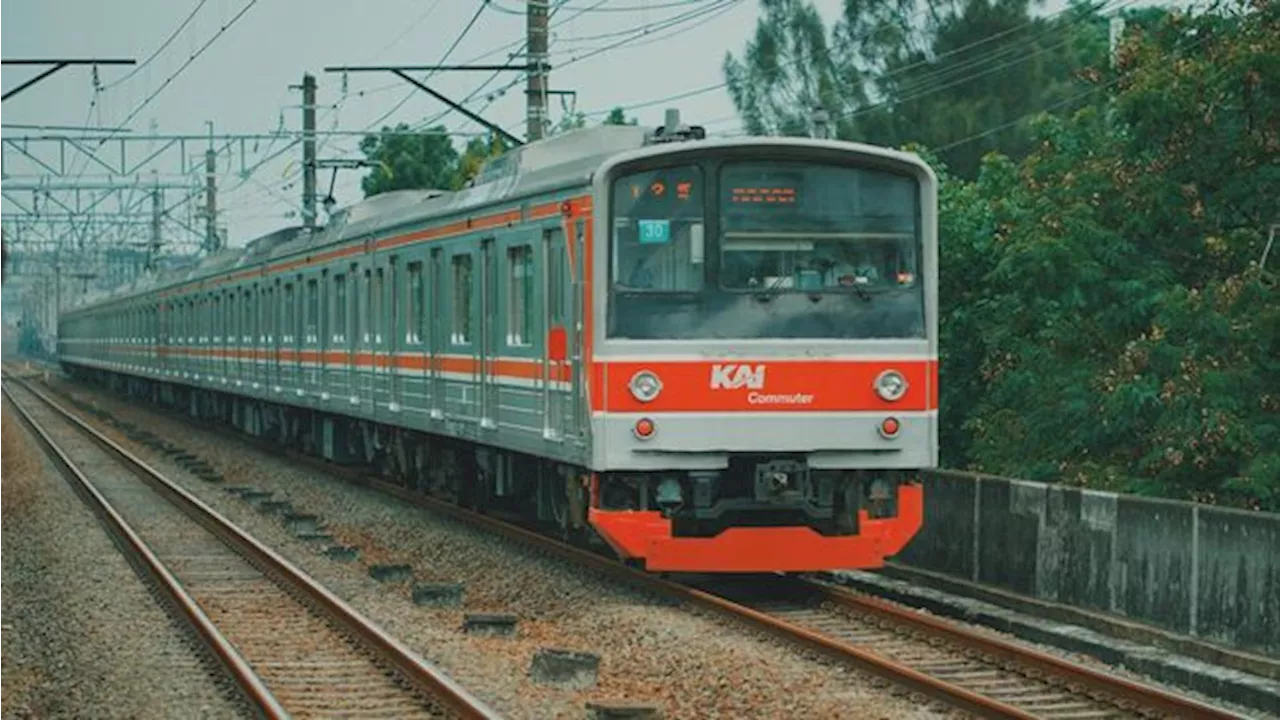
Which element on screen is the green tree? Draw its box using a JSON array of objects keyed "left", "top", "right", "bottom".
[
  {"left": 939, "top": 1, "right": 1280, "bottom": 509},
  {"left": 724, "top": 0, "right": 1109, "bottom": 177},
  {"left": 451, "top": 134, "right": 509, "bottom": 189},
  {"left": 602, "top": 106, "right": 639, "bottom": 126},
  {"left": 358, "top": 123, "right": 460, "bottom": 197}
]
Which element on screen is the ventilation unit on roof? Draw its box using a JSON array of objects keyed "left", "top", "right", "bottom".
[{"left": 644, "top": 108, "right": 706, "bottom": 145}]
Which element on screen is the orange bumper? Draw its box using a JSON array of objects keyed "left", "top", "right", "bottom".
[{"left": 588, "top": 483, "right": 923, "bottom": 573}]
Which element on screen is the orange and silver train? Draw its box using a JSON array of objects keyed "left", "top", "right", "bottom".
[{"left": 58, "top": 111, "right": 936, "bottom": 573}]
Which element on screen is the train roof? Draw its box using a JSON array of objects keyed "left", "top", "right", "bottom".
[
  {"left": 65, "top": 123, "right": 656, "bottom": 314},
  {"left": 62, "top": 114, "right": 933, "bottom": 316}
]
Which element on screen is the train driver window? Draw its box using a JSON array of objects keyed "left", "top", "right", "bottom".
[{"left": 610, "top": 164, "right": 705, "bottom": 292}]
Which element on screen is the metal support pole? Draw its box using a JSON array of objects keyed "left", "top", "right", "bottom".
[
  {"left": 204, "top": 149, "right": 218, "bottom": 253},
  {"left": 526, "top": 0, "right": 550, "bottom": 142},
  {"left": 149, "top": 185, "right": 163, "bottom": 271},
  {"left": 301, "top": 73, "right": 317, "bottom": 229}
]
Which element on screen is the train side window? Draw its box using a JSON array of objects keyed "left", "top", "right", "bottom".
[
  {"left": 306, "top": 278, "right": 319, "bottom": 343},
  {"left": 266, "top": 286, "right": 275, "bottom": 342},
  {"left": 451, "top": 254, "right": 473, "bottom": 345},
  {"left": 507, "top": 244, "right": 533, "bottom": 346},
  {"left": 332, "top": 273, "right": 347, "bottom": 343},
  {"left": 228, "top": 293, "right": 237, "bottom": 344},
  {"left": 283, "top": 283, "right": 295, "bottom": 343},
  {"left": 407, "top": 261, "right": 424, "bottom": 344},
  {"left": 214, "top": 295, "right": 223, "bottom": 343},
  {"left": 243, "top": 290, "right": 253, "bottom": 342},
  {"left": 545, "top": 228, "right": 566, "bottom": 324}
]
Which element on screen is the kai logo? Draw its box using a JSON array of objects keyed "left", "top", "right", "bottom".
[{"left": 709, "top": 363, "right": 766, "bottom": 390}]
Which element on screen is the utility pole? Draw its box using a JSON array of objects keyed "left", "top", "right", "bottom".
[
  {"left": 526, "top": 0, "right": 550, "bottom": 142},
  {"left": 299, "top": 73, "right": 318, "bottom": 229},
  {"left": 149, "top": 183, "right": 163, "bottom": 271},
  {"left": 204, "top": 149, "right": 219, "bottom": 253}
]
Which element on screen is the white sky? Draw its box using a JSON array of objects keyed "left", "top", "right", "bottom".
[{"left": 3, "top": 0, "right": 1112, "bottom": 247}]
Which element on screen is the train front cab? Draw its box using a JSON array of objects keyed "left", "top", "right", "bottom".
[{"left": 584, "top": 138, "right": 936, "bottom": 573}]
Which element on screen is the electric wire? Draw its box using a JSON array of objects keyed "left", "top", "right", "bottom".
[
  {"left": 111, "top": 0, "right": 262, "bottom": 134},
  {"left": 574, "top": 0, "right": 1125, "bottom": 120},
  {"left": 103, "top": 0, "right": 210, "bottom": 90}
]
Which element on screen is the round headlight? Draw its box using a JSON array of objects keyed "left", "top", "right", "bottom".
[
  {"left": 874, "top": 370, "right": 908, "bottom": 402},
  {"left": 629, "top": 370, "right": 663, "bottom": 403}
]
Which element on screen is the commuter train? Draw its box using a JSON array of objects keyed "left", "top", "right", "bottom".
[{"left": 57, "top": 111, "right": 937, "bottom": 573}]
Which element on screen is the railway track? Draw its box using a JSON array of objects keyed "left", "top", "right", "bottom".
[
  {"left": 20, "top": 369, "right": 1246, "bottom": 720},
  {"left": 687, "top": 574, "right": 1244, "bottom": 720},
  {"left": 259, "top": 448, "right": 1241, "bottom": 720},
  {"left": 2, "top": 376, "right": 502, "bottom": 720}
]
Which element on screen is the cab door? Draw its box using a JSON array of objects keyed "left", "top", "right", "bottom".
[
  {"left": 541, "top": 227, "right": 567, "bottom": 440},
  {"left": 566, "top": 219, "right": 586, "bottom": 441}
]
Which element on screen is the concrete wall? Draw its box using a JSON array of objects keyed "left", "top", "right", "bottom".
[{"left": 898, "top": 471, "right": 1279, "bottom": 657}]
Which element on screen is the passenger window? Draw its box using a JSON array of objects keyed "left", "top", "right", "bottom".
[
  {"left": 283, "top": 283, "right": 295, "bottom": 342},
  {"left": 306, "top": 279, "right": 319, "bottom": 343},
  {"left": 507, "top": 245, "right": 533, "bottom": 346},
  {"left": 333, "top": 273, "right": 347, "bottom": 343},
  {"left": 452, "top": 254, "right": 473, "bottom": 345},
  {"left": 407, "top": 261, "right": 424, "bottom": 344}
]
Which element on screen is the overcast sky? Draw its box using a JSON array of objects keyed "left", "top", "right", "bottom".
[{"left": 3, "top": 0, "right": 1110, "bottom": 247}]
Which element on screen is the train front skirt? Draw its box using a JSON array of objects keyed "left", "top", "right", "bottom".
[{"left": 589, "top": 482, "right": 923, "bottom": 573}]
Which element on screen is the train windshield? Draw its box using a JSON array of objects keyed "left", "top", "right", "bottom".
[{"left": 608, "top": 159, "right": 925, "bottom": 340}]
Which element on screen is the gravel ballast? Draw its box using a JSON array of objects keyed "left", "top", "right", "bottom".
[
  {"left": 47, "top": 379, "right": 961, "bottom": 720},
  {"left": 1, "top": 404, "right": 246, "bottom": 720}
]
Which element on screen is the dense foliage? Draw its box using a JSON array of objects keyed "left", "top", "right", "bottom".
[
  {"left": 944, "top": 1, "right": 1278, "bottom": 510},
  {"left": 746, "top": 0, "right": 1279, "bottom": 509},
  {"left": 360, "top": 107, "right": 637, "bottom": 196},
  {"left": 724, "top": 0, "right": 1112, "bottom": 177}
]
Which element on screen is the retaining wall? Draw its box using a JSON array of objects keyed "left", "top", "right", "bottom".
[{"left": 898, "top": 471, "right": 1279, "bottom": 657}]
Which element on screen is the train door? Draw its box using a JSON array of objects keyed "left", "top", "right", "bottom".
[
  {"left": 387, "top": 257, "right": 401, "bottom": 411},
  {"left": 271, "top": 282, "right": 282, "bottom": 392},
  {"left": 317, "top": 271, "right": 328, "bottom": 397},
  {"left": 344, "top": 264, "right": 358, "bottom": 405},
  {"left": 242, "top": 288, "right": 253, "bottom": 382},
  {"left": 361, "top": 266, "right": 376, "bottom": 416},
  {"left": 541, "top": 227, "right": 567, "bottom": 440},
  {"left": 218, "top": 292, "right": 228, "bottom": 382},
  {"left": 429, "top": 248, "right": 443, "bottom": 419},
  {"left": 159, "top": 301, "right": 169, "bottom": 376},
  {"left": 479, "top": 238, "right": 497, "bottom": 429}
]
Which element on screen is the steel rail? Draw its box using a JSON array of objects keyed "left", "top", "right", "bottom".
[
  {"left": 1, "top": 384, "right": 288, "bottom": 719},
  {"left": 3, "top": 376, "right": 504, "bottom": 720},
  {"left": 803, "top": 579, "right": 1243, "bottom": 720},
  {"left": 271, "top": 431, "right": 1249, "bottom": 720}
]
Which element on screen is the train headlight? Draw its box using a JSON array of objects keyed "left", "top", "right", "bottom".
[
  {"left": 628, "top": 370, "right": 663, "bottom": 403},
  {"left": 874, "top": 370, "right": 908, "bottom": 402}
]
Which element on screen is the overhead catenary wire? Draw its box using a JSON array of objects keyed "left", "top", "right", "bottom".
[
  {"left": 111, "top": 0, "right": 262, "bottom": 134},
  {"left": 103, "top": 0, "right": 210, "bottom": 91},
  {"left": 574, "top": 0, "right": 1127, "bottom": 121}
]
